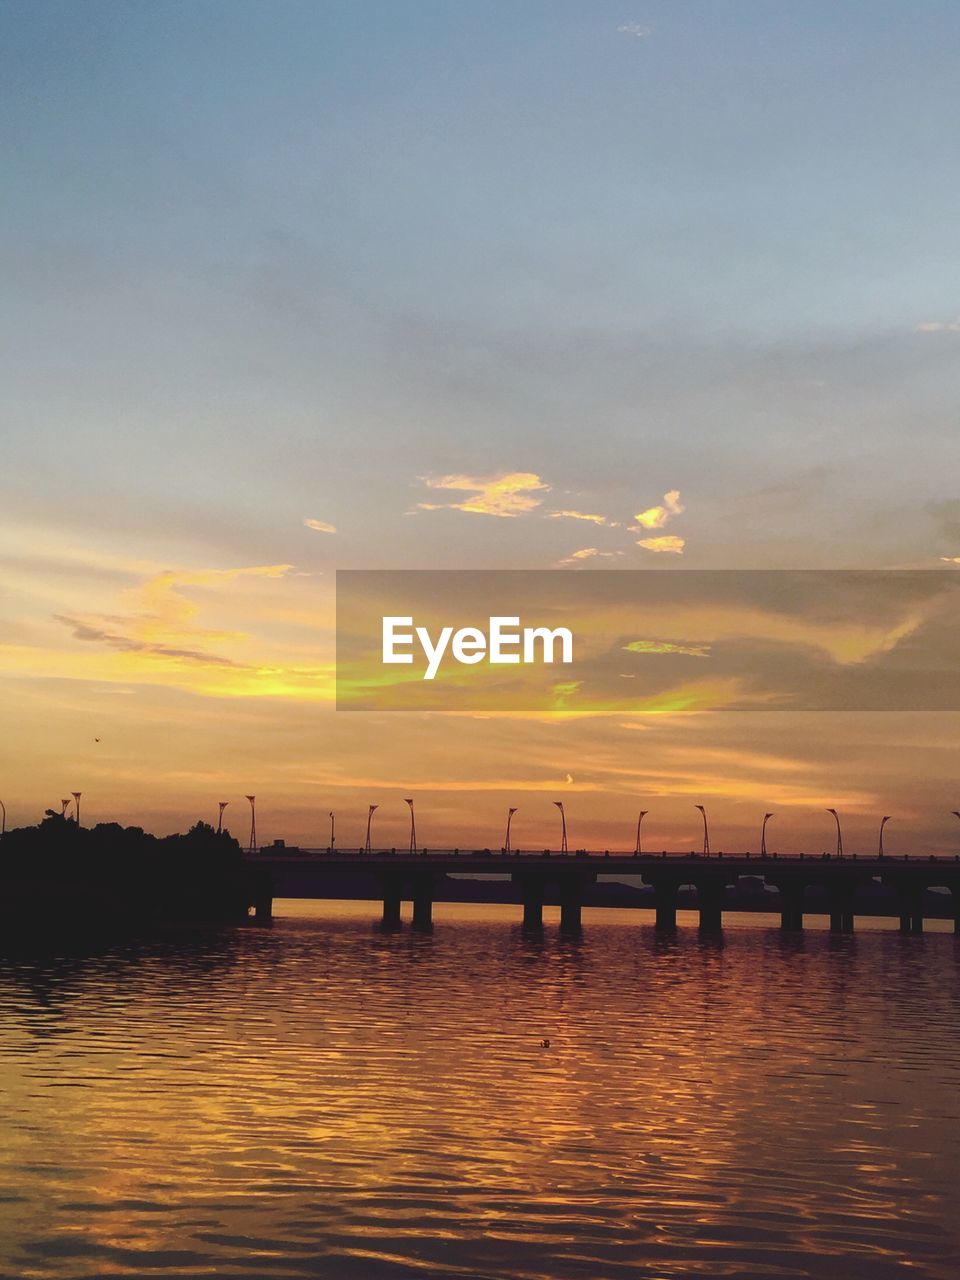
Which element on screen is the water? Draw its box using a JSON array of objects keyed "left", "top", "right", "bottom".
[{"left": 1, "top": 902, "right": 959, "bottom": 1280}]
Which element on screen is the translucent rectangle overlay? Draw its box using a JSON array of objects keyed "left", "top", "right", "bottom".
[{"left": 336, "top": 569, "right": 960, "bottom": 712}]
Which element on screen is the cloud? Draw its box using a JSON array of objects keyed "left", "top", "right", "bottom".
[
  {"left": 637, "top": 535, "right": 686, "bottom": 554},
  {"left": 55, "top": 614, "right": 245, "bottom": 668},
  {"left": 633, "top": 489, "right": 684, "bottom": 530},
  {"left": 617, "top": 22, "right": 651, "bottom": 38},
  {"left": 548, "top": 509, "right": 609, "bottom": 525},
  {"left": 940, "top": 557, "right": 960, "bottom": 564},
  {"left": 54, "top": 564, "right": 302, "bottom": 680},
  {"left": 624, "top": 639, "right": 711, "bottom": 658},
  {"left": 304, "top": 518, "right": 337, "bottom": 534},
  {"left": 557, "top": 547, "right": 624, "bottom": 566},
  {"left": 917, "top": 319, "right": 960, "bottom": 333},
  {"left": 416, "top": 472, "right": 549, "bottom": 518}
]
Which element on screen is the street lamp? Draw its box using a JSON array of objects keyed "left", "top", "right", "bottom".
[
  {"left": 72, "top": 792, "right": 82, "bottom": 827},
  {"left": 405, "top": 798, "right": 417, "bottom": 854},
  {"left": 329, "top": 811, "right": 335, "bottom": 850},
  {"left": 245, "top": 795, "right": 257, "bottom": 853},
  {"left": 634, "top": 810, "right": 649, "bottom": 856},
  {"left": 0, "top": 798, "right": 5, "bottom": 840},
  {"left": 695, "top": 804, "right": 710, "bottom": 856},
  {"left": 217, "top": 801, "right": 228, "bottom": 834},
  {"left": 364, "top": 804, "right": 378, "bottom": 853},
  {"left": 826, "top": 808, "right": 843, "bottom": 858},
  {"left": 761, "top": 812, "right": 774, "bottom": 857},
  {"left": 878, "top": 815, "right": 891, "bottom": 857},
  {"left": 553, "top": 801, "right": 568, "bottom": 853},
  {"left": 504, "top": 807, "right": 518, "bottom": 854}
]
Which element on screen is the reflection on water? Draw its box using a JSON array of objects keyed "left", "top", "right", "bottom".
[{"left": 1, "top": 903, "right": 959, "bottom": 1279}]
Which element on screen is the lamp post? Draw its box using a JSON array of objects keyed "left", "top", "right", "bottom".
[
  {"left": 634, "top": 809, "right": 648, "bottom": 856},
  {"left": 364, "top": 804, "right": 378, "bottom": 853},
  {"left": 504, "top": 807, "right": 518, "bottom": 854},
  {"left": 72, "top": 792, "right": 81, "bottom": 827},
  {"left": 827, "top": 808, "right": 843, "bottom": 858},
  {"left": 245, "top": 795, "right": 257, "bottom": 853},
  {"left": 695, "top": 804, "right": 710, "bottom": 856},
  {"left": 878, "top": 815, "right": 891, "bottom": 857},
  {"left": 553, "top": 801, "right": 568, "bottom": 853},
  {"left": 329, "top": 811, "right": 335, "bottom": 850},
  {"left": 404, "top": 798, "right": 417, "bottom": 853},
  {"left": 0, "top": 798, "right": 5, "bottom": 840},
  {"left": 761, "top": 812, "right": 774, "bottom": 856},
  {"left": 217, "top": 801, "right": 228, "bottom": 835}
]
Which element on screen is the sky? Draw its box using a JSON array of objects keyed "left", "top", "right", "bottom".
[{"left": 2, "top": 1, "right": 960, "bottom": 853}]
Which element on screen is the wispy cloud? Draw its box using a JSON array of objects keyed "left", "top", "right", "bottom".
[
  {"left": 637, "top": 535, "right": 686, "bottom": 554},
  {"left": 55, "top": 614, "right": 245, "bottom": 668},
  {"left": 557, "top": 547, "right": 624, "bottom": 566},
  {"left": 548, "top": 509, "right": 610, "bottom": 525},
  {"left": 624, "top": 639, "right": 711, "bottom": 657},
  {"left": 617, "top": 22, "right": 651, "bottom": 38},
  {"left": 304, "top": 518, "right": 337, "bottom": 534},
  {"left": 416, "top": 472, "right": 549, "bottom": 518},
  {"left": 633, "top": 489, "right": 684, "bottom": 530},
  {"left": 917, "top": 318, "right": 960, "bottom": 333}
]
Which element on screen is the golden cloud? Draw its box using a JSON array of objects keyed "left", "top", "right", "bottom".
[
  {"left": 548, "top": 510, "right": 609, "bottom": 524},
  {"left": 304, "top": 518, "right": 337, "bottom": 534},
  {"left": 556, "top": 547, "right": 623, "bottom": 566},
  {"left": 634, "top": 489, "right": 684, "bottom": 530},
  {"left": 625, "top": 639, "right": 711, "bottom": 657},
  {"left": 416, "top": 472, "right": 549, "bottom": 518},
  {"left": 637, "top": 535, "right": 686, "bottom": 554}
]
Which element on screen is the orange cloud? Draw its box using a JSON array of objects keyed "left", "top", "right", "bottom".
[
  {"left": 633, "top": 489, "right": 684, "bottom": 530},
  {"left": 304, "top": 518, "right": 337, "bottom": 534},
  {"left": 416, "top": 472, "right": 548, "bottom": 517},
  {"left": 557, "top": 548, "right": 623, "bottom": 566},
  {"left": 638, "top": 535, "right": 686, "bottom": 554},
  {"left": 548, "top": 510, "right": 609, "bottom": 524},
  {"left": 624, "top": 639, "right": 711, "bottom": 657}
]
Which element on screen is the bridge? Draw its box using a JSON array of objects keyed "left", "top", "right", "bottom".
[{"left": 244, "top": 849, "right": 960, "bottom": 935}]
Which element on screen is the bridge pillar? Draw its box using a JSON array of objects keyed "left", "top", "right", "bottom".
[
  {"left": 778, "top": 881, "right": 805, "bottom": 931},
  {"left": 559, "top": 878, "right": 583, "bottom": 932},
  {"left": 652, "top": 879, "right": 679, "bottom": 931},
  {"left": 519, "top": 877, "right": 544, "bottom": 930},
  {"left": 897, "top": 884, "right": 923, "bottom": 934},
  {"left": 381, "top": 873, "right": 402, "bottom": 930},
  {"left": 254, "top": 893, "right": 272, "bottom": 923},
  {"left": 828, "top": 881, "right": 855, "bottom": 934},
  {"left": 411, "top": 874, "right": 433, "bottom": 932},
  {"left": 696, "top": 878, "right": 725, "bottom": 931}
]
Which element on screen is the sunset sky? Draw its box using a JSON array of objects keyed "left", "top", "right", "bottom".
[{"left": 3, "top": 1, "right": 960, "bottom": 853}]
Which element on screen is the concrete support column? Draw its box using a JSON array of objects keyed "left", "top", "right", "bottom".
[
  {"left": 519, "top": 877, "right": 545, "bottom": 930},
  {"left": 779, "top": 881, "right": 805, "bottom": 931},
  {"left": 254, "top": 893, "right": 272, "bottom": 923},
  {"left": 411, "top": 875, "right": 433, "bottom": 932},
  {"left": 559, "top": 878, "right": 583, "bottom": 932},
  {"left": 897, "top": 885, "right": 923, "bottom": 934},
  {"left": 653, "top": 879, "right": 679, "bottom": 931},
  {"left": 381, "top": 873, "right": 402, "bottom": 930},
  {"left": 829, "top": 882, "right": 855, "bottom": 934},
  {"left": 697, "top": 878, "right": 725, "bottom": 931}
]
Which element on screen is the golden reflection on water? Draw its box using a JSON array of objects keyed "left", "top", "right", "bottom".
[{"left": 1, "top": 903, "right": 959, "bottom": 1279}]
